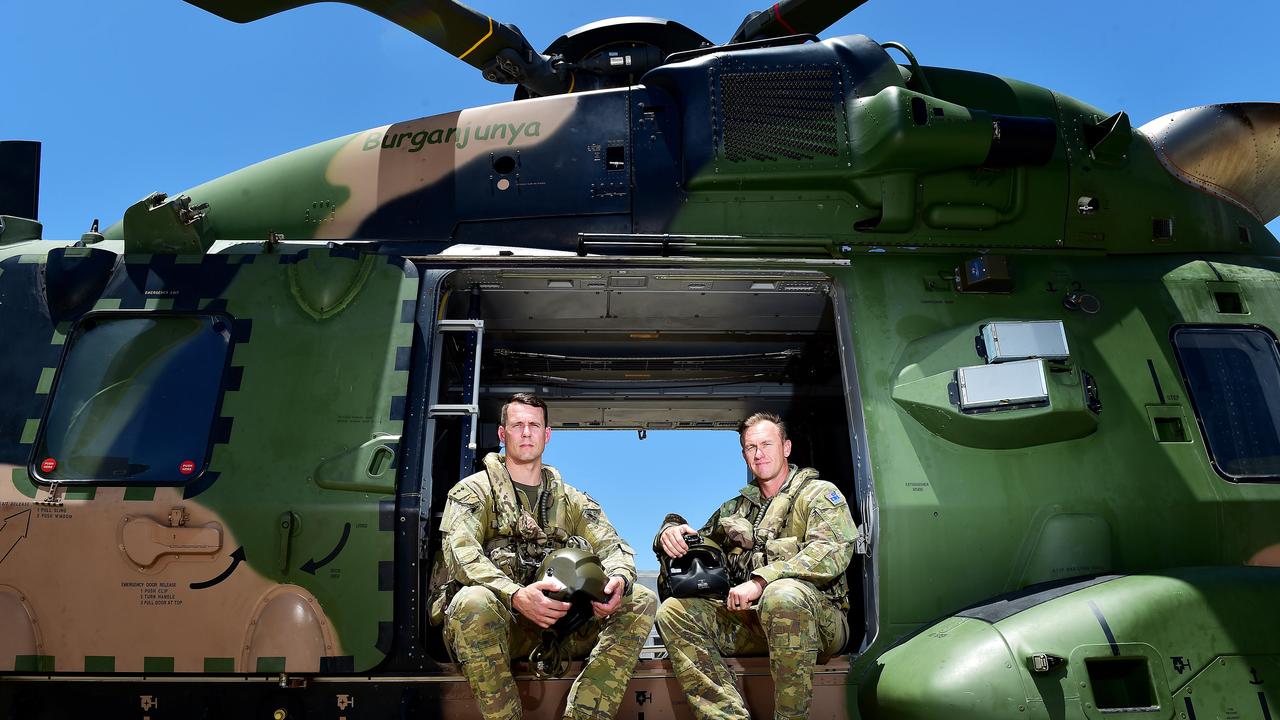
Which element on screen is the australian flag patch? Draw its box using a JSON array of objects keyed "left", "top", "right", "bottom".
[{"left": 826, "top": 490, "right": 844, "bottom": 505}]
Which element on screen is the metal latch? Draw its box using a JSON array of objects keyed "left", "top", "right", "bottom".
[
  {"left": 1029, "top": 653, "right": 1066, "bottom": 673},
  {"left": 854, "top": 534, "right": 870, "bottom": 556}
]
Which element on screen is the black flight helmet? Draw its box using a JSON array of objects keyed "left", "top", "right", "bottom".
[{"left": 659, "top": 534, "right": 731, "bottom": 601}]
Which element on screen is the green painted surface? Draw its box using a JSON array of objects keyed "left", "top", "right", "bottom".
[
  {"left": 122, "top": 486, "right": 157, "bottom": 502},
  {"left": 255, "top": 656, "right": 286, "bottom": 673},
  {"left": 204, "top": 657, "right": 235, "bottom": 672},
  {"left": 10, "top": 467, "right": 37, "bottom": 499},
  {"left": 188, "top": 249, "right": 413, "bottom": 670},
  {"left": 84, "top": 656, "right": 115, "bottom": 672},
  {"left": 14, "top": 655, "right": 55, "bottom": 672},
  {"left": 143, "top": 657, "right": 175, "bottom": 673},
  {"left": 864, "top": 568, "right": 1280, "bottom": 720}
]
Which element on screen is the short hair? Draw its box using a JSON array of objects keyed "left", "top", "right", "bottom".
[
  {"left": 500, "top": 392, "right": 549, "bottom": 427},
  {"left": 738, "top": 412, "right": 787, "bottom": 445}
]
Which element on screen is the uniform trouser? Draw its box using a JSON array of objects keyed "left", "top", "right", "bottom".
[
  {"left": 656, "top": 578, "right": 848, "bottom": 720},
  {"left": 443, "top": 584, "right": 658, "bottom": 720}
]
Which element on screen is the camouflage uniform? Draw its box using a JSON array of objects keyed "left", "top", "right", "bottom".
[
  {"left": 655, "top": 465, "right": 858, "bottom": 720},
  {"left": 430, "top": 453, "right": 656, "bottom": 720}
]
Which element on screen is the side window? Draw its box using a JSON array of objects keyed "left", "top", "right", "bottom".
[
  {"left": 30, "top": 312, "right": 233, "bottom": 485},
  {"left": 1172, "top": 325, "right": 1280, "bottom": 481}
]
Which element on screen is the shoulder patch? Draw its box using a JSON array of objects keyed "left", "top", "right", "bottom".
[
  {"left": 447, "top": 483, "right": 482, "bottom": 510},
  {"left": 825, "top": 489, "right": 845, "bottom": 506}
]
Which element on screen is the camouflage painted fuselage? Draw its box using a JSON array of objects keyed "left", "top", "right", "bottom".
[{"left": 3, "top": 32, "right": 1280, "bottom": 720}]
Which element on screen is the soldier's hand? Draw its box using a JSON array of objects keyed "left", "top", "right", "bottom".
[
  {"left": 726, "top": 577, "right": 766, "bottom": 612},
  {"left": 591, "top": 576, "right": 625, "bottom": 618},
  {"left": 659, "top": 524, "right": 698, "bottom": 558},
  {"left": 513, "top": 578, "right": 572, "bottom": 629}
]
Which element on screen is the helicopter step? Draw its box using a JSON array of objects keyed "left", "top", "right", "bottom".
[
  {"left": 0, "top": 656, "right": 856, "bottom": 719},
  {"left": 449, "top": 656, "right": 856, "bottom": 719}
]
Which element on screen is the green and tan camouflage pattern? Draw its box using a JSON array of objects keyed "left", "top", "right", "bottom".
[
  {"left": 444, "top": 583, "right": 658, "bottom": 720},
  {"left": 655, "top": 466, "right": 858, "bottom": 719},
  {"left": 0, "top": 247, "right": 414, "bottom": 673},
  {"left": 431, "top": 452, "right": 639, "bottom": 617},
  {"left": 102, "top": 95, "right": 580, "bottom": 244},
  {"left": 433, "top": 452, "right": 652, "bottom": 718},
  {"left": 659, "top": 466, "right": 859, "bottom": 607},
  {"left": 657, "top": 579, "right": 847, "bottom": 720}
]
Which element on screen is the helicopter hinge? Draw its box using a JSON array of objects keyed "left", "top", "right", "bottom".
[
  {"left": 483, "top": 49, "right": 528, "bottom": 85},
  {"left": 121, "top": 192, "right": 215, "bottom": 255},
  {"left": 1028, "top": 653, "right": 1067, "bottom": 673}
]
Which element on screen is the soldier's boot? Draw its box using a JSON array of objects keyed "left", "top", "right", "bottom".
[
  {"left": 655, "top": 596, "right": 751, "bottom": 720},
  {"left": 757, "top": 579, "right": 821, "bottom": 720},
  {"left": 564, "top": 584, "right": 658, "bottom": 720},
  {"left": 443, "top": 586, "right": 523, "bottom": 720}
]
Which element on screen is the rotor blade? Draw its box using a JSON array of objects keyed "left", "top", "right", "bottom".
[
  {"left": 184, "top": 0, "right": 565, "bottom": 94},
  {"left": 730, "top": 0, "right": 874, "bottom": 44}
]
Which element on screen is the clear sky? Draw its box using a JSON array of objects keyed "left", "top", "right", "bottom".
[{"left": 6, "top": 0, "right": 1279, "bottom": 567}]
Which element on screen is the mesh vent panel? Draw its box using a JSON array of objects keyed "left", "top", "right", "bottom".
[{"left": 718, "top": 67, "right": 842, "bottom": 163}]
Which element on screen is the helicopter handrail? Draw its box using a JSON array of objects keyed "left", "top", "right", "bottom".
[
  {"left": 577, "top": 232, "right": 833, "bottom": 257},
  {"left": 878, "top": 41, "right": 935, "bottom": 97},
  {"left": 664, "top": 32, "right": 818, "bottom": 65}
]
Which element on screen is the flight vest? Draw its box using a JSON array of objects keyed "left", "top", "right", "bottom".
[
  {"left": 723, "top": 467, "right": 851, "bottom": 610},
  {"left": 478, "top": 453, "right": 578, "bottom": 584},
  {"left": 427, "top": 454, "right": 576, "bottom": 625}
]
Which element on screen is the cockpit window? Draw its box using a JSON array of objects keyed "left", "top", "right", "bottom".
[
  {"left": 30, "top": 312, "right": 233, "bottom": 485},
  {"left": 1172, "top": 325, "right": 1280, "bottom": 481}
]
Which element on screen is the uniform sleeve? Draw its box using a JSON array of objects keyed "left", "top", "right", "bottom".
[
  {"left": 573, "top": 491, "right": 638, "bottom": 590},
  {"left": 751, "top": 483, "right": 859, "bottom": 587},
  {"left": 652, "top": 506, "right": 723, "bottom": 555},
  {"left": 440, "top": 482, "right": 523, "bottom": 607}
]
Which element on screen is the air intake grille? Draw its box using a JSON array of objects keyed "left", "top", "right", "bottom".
[{"left": 717, "top": 66, "right": 842, "bottom": 163}]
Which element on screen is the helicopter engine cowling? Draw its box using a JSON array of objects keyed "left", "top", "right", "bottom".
[
  {"left": 1141, "top": 102, "right": 1280, "bottom": 224},
  {"left": 103, "top": 34, "right": 1068, "bottom": 249}
]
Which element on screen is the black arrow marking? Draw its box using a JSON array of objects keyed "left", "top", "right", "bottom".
[
  {"left": 1251, "top": 666, "right": 1264, "bottom": 685},
  {"left": 190, "top": 546, "right": 246, "bottom": 590},
  {"left": 301, "top": 523, "right": 351, "bottom": 575},
  {"left": 0, "top": 509, "right": 32, "bottom": 565}
]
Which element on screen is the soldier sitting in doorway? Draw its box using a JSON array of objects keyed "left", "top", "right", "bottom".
[
  {"left": 654, "top": 412, "right": 859, "bottom": 720},
  {"left": 428, "top": 392, "right": 657, "bottom": 720}
]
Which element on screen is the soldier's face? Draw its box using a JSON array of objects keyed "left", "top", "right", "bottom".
[
  {"left": 498, "top": 402, "right": 550, "bottom": 464},
  {"left": 741, "top": 421, "right": 791, "bottom": 485}
]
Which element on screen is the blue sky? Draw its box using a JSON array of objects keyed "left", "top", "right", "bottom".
[{"left": 6, "top": 0, "right": 1279, "bottom": 567}]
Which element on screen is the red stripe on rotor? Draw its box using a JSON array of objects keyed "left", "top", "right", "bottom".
[{"left": 772, "top": 3, "right": 798, "bottom": 35}]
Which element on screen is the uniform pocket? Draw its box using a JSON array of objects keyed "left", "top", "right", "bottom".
[{"left": 764, "top": 536, "right": 800, "bottom": 564}]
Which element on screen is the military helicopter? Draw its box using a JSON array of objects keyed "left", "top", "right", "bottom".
[{"left": 3, "top": 0, "right": 1280, "bottom": 717}]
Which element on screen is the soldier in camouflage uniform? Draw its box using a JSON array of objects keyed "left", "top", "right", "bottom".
[
  {"left": 655, "top": 412, "right": 859, "bottom": 720},
  {"left": 429, "top": 393, "right": 657, "bottom": 720}
]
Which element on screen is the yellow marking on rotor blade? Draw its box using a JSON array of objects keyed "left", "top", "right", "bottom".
[
  {"left": 458, "top": 16, "right": 493, "bottom": 60},
  {"left": 567, "top": 72, "right": 576, "bottom": 93}
]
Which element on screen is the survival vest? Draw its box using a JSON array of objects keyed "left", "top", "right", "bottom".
[
  {"left": 721, "top": 467, "right": 851, "bottom": 610},
  {"left": 427, "top": 454, "right": 579, "bottom": 626}
]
